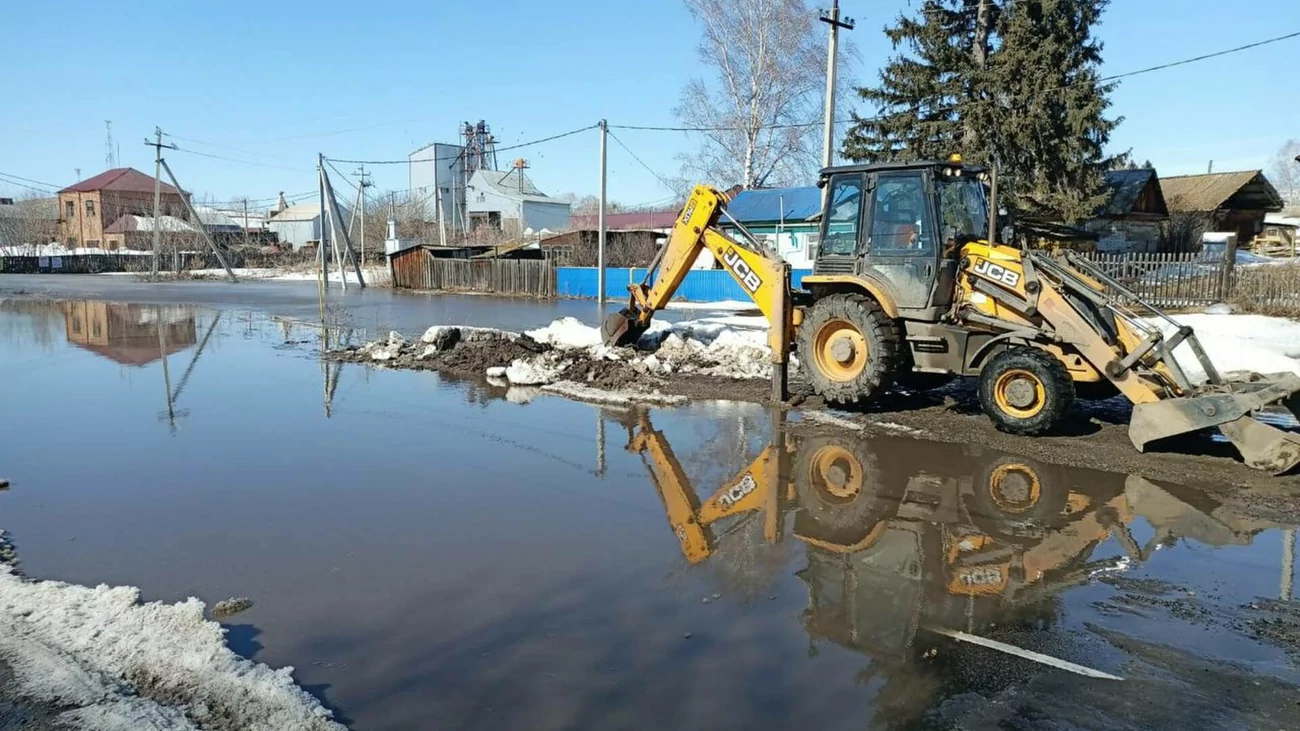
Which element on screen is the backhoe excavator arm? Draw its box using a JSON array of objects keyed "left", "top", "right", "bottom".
[{"left": 601, "top": 184, "right": 796, "bottom": 400}]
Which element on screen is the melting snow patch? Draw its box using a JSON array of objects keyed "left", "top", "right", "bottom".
[
  {"left": 526, "top": 317, "right": 604, "bottom": 349},
  {"left": 543, "top": 381, "right": 687, "bottom": 406},
  {"left": 1143, "top": 313, "right": 1300, "bottom": 384},
  {"left": 505, "top": 355, "right": 564, "bottom": 385},
  {"left": 0, "top": 564, "right": 343, "bottom": 730},
  {"left": 871, "top": 420, "right": 924, "bottom": 436},
  {"left": 802, "top": 411, "right": 865, "bottom": 431}
]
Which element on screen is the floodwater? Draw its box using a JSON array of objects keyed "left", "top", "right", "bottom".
[{"left": 2, "top": 291, "right": 1300, "bottom": 730}]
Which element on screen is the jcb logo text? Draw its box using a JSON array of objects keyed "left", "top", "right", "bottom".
[
  {"left": 717, "top": 474, "right": 759, "bottom": 510},
  {"left": 723, "top": 248, "right": 763, "bottom": 293},
  {"left": 973, "top": 259, "right": 1021, "bottom": 288}
]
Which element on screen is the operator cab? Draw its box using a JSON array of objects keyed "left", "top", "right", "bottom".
[{"left": 815, "top": 157, "right": 991, "bottom": 316}]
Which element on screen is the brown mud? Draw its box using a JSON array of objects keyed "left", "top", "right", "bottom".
[{"left": 328, "top": 331, "right": 1300, "bottom": 512}]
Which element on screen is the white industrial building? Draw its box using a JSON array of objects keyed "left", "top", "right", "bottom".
[
  {"left": 267, "top": 202, "right": 350, "bottom": 250},
  {"left": 409, "top": 142, "right": 468, "bottom": 225},
  {"left": 466, "top": 168, "right": 570, "bottom": 235}
]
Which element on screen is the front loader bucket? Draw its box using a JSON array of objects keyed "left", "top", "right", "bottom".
[{"left": 1129, "top": 373, "right": 1300, "bottom": 475}]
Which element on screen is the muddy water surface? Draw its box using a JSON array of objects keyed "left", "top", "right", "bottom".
[{"left": 2, "top": 295, "right": 1299, "bottom": 730}]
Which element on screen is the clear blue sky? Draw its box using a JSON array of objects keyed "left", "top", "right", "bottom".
[{"left": 1, "top": 0, "right": 1296, "bottom": 209}]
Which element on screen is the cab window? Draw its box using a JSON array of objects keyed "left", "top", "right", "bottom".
[
  {"left": 870, "top": 173, "right": 932, "bottom": 255},
  {"left": 821, "top": 173, "right": 863, "bottom": 257}
]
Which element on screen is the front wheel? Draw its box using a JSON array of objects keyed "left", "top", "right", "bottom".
[
  {"left": 978, "top": 347, "right": 1075, "bottom": 435},
  {"left": 797, "top": 293, "right": 902, "bottom": 405}
]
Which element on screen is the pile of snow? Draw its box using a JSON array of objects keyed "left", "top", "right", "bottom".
[
  {"left": 0, "top": 563, "right": 343, "bottom": 730},
  {"left": 0, "top": 243, "right": 153, "bottom": 257},
  {"left": 526, "top": 317, "right": 605, "bottom": 349},
  {"left": 1144, "top": 312, "right": 1300, "bottom": 384},
  {"left": 514, "top": 314, "right": 774, "bottom": 385}
]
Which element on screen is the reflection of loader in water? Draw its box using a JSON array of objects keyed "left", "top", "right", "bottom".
[{"left": 626, "top": 410, "right": 1287, "bottom": 679}]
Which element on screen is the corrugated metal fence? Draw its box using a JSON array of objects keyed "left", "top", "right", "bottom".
[
  {"left": 555, "top": 267, "right": 813, "bottom": 301},
  {"left": 392, "top": 254, "right": 556, "bottom": 297}
]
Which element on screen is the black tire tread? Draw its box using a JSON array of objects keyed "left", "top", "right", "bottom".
[
  {"left": 797, "top": 293, "right": 903, "bottom": 405},
  {"left": 978, "top": 346, "right": 1075, "bottom": 436}
]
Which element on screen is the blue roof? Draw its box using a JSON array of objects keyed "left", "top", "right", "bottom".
[{"left": 724, "top": 186, "right": 820, "bottom": 224}]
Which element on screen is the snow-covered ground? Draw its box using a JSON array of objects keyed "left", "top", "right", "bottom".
[
  {"left": 1143, "top": 311, "right": 1300, "bottom": 383},
  {"left": 102, "top": 266, "right": 390, "bottom": 283},
  {"left": 0, "top": 559, "right": 342, "bottom": 730}
]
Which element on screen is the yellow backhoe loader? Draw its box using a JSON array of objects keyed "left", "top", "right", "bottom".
[{"left": 603, "top": 157, "right": 1300, "bottom": 473}]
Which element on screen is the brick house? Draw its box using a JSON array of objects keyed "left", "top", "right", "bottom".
[{"left": 57, "top": 168, "right": 190, "bottom": 250}]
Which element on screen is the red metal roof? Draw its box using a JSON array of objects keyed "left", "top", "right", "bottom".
[
  {"left": 60, "top": 168, "right": 183, "bottom": 196},
  {"left": 569, "top": 209, "right": 680, "bottom": 230}
]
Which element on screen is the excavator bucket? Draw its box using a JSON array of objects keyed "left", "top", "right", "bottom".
[
  {"left": 1129, "top": 373, "right": 1300, "bottom": 475},
  {"left": 601, "top": 308, "right": 646, "bottom": 348}
]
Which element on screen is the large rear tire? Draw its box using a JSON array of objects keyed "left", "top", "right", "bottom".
[
  {"left": 798, "top": 293, "right": 902, "bottom": 405},
  {"left": 978, "top": 347, "right": 1075, "bottom": 435}
]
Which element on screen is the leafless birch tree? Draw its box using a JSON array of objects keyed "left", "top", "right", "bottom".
[{"left": 675, "top": 0, "right": 837, "bottom": 189}]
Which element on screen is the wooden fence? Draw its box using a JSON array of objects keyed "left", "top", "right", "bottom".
[
  {"left": 1078, "top": 252, "right": 1300, "bottom": 313},
  {"left": 392, "top": 252, "right": 556, "bottom": 297}
]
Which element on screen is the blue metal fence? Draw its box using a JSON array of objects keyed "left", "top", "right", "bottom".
[{"left": 556, "top": 267, "right": 811, "bottom": 302}]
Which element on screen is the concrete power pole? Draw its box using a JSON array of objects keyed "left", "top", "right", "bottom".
[
  {"left": 356, "top": 165, "right": 372, "bottom": 266},
  {"left": 819, "top": 2, "right": 855, "bottom": 171},
  {"left": 149, "top": 127, "right": 165, "bottom": 276},
  {"left": 598, "top": 119, "right": 608, "bottom": 306}
]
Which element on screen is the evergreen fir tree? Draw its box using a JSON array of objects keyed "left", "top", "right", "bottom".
[
  {"left": 988, "top": 0, "right": 1120, "bottom": 221},
  {"left": 843, "top": 0, "right": 1120, "bottom": 223},
  {"left": 841, "top": 1, "right": 992, "bottom": 163}
]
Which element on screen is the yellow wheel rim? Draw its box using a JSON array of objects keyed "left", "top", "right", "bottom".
[
  {"left": 988, "top": 463, "right": 1042, "bottom": 514},
  {"left": 992, "top": 369, "right": 1047, "bottom": 418},
  {"left": 807, "top": 445, "right": 863, "bottom": 502},
  {"left": 812, "top": 319, "right": 869, "bottom": 382}
]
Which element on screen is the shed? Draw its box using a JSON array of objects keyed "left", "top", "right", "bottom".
[
  {"left": 267, "top": 202, "right": 350, "bottom": 250},
  {"left": 719, "top": 186, "right": 822, "bottom": 269},
  {"left": 1085, "top": 169, "right": 1169, "bottom": 253},
  {"left": 1161, "top": 170, "right": 1285, "bottom": 249}
]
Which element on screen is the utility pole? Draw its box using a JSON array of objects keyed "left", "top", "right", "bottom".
[
  {"left": 598, "top": 119, "right": 608, "bottom": 306},
  {"left": 819, "top": 1, "right": 855, "bottom": 171},
  {"left": 355, "top": 165, "right": 372, "bottom": 266},
  {"left": 144, "top": 128, "right": 175, "bottom": 276},
  {"left": 243, "top": 199, "right": 250, "bottom": 249},
  {"left": 318, "top": 154, "right": 329, "bottom": 285}
]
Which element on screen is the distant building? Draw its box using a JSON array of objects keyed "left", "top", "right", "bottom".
[
  {"left": 267, "top": 202, "right": 349, "bottom": 250},
  {"left": 568, "top": 208, "right": 681, "bottom": 234},
  {"left": 1161, "top": 170, "right": 1285, "bottom": 248},
  {"left": 466, "top": 168, "right": 570, "bottom": 236},
  {"left": 409, "top": 142, "right": 468, "bottom": 225},
  {"left": 0, "top": 197, "right": 59, "bottom": 247},
  {"left": 719, "top": 186, "right": 822, "bottom": 270},
  {"left": 102, "top": 214, "right": 198, "bottom": 250},
  {"left": 58, "top": 168, "right": 190, "bottom": 250},
  {"left": 1086, "top": 169, "right": 1170, "bottom": 253}
]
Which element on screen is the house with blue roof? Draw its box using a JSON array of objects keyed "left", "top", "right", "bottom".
[{"left": 720, "top": 186, "right": 822, "bottom": 270}]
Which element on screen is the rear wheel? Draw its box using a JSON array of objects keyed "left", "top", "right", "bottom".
[
  {"left": 798, "top": 293, "right": 902, "bottom": 405},
  {"left": 978, "top": 347, "right": 1075, "bottom": 435}
]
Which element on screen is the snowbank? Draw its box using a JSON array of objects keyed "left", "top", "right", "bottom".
[
  {"left": 1144, "top": 313, "right": 1300, "bottom": 384},
  {"left": 0, "top": 564, "right": 343, "bottom": 730},
  {"left": 509, "top": 314, "right": 774, "bottom": 385}
]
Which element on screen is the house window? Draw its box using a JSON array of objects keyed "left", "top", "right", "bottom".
[
  {"left": 65, "top": 201, "right": 76, "bottom": 218},
  {"left": 85, "top": 199, "right": 95, "bottom": 216}
]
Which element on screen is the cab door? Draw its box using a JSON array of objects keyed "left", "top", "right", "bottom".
[{"left": 861, "top": 171, "right": 940, "bottom": 311}]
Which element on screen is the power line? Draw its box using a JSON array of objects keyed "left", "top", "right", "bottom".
[
  {"left": 167, "top": 146, "right": 311, "bottom": 173},
  {"left": 0, "top": 171, "right": 63, "bottom": 192},
  {"left": 161, "top": 132, "right": 305, "bottom": 167},
  {"left": 327, "top": 124, "right": 599, "bottom": 165},
  {"left": 610, "top": 29, "right": 1300, "bottom": 133},
  {"left": 606, "top": 131, "right": 677, "bottom": 191}
]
